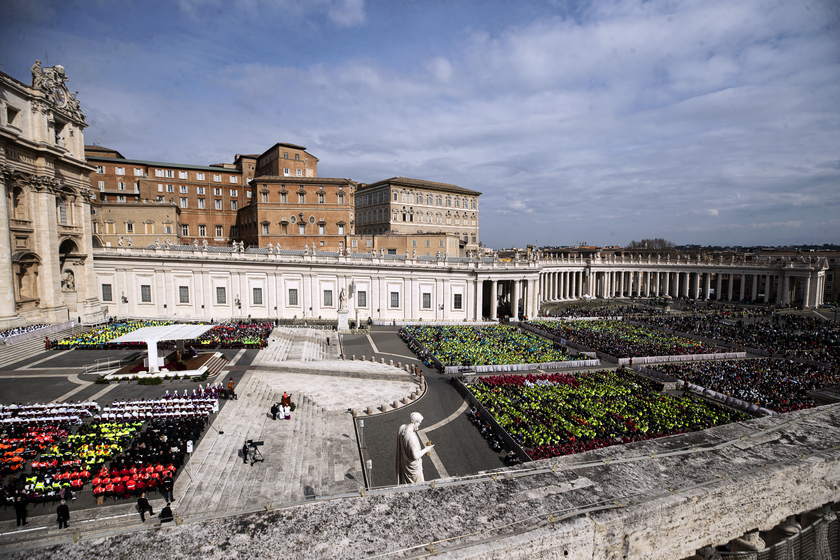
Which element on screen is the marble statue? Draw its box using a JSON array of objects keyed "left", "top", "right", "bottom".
[
  {"left": 396, "top": 412, "right": 433, "bottom": 484},
  {"left": 202, "top": 239, "right": 209, "bottom": 250},
  {"left": 266, "top": 242, "right": 273, "bottom": 252},
  {"left": 117, "top": 236, "right": 124, "bottom": 247},
  {"left": 126, "top": 237, "right": 132, "bottom": 247},
  {"left": 164, "top": 238, "right": 171, "bottom": 248},
  {"left": 62, "top": 270, "right": 75, "bottom": 292},
  {"left": 193, "top": 238, "right": 199, "bottom": 249},
  {"left": 154, "top": 237, "right": 161, "bottom": 249},
  {"left": 412, "top": 249, "right": 418, "bottom": 259},
  {"left": 338, "top": 288, "right": 347, "bottom": 310}
]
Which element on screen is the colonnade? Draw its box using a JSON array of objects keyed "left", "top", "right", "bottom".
[{"left": 540, "top": 266, "right": 826, "bottom": 307}]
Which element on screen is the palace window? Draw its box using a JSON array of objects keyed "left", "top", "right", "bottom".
[
  {"left": 261, "top": 192, "right": 269, "bottom": 202},
  {"left": 453, "top": 294, "right": 462, "bottom": 310},
  {"left": 134, "top": 168, "right": 144, "bottom": 176},
  {"left": 179, "top": 286, "right": 189, "bottom": 303},
  {"left": 215, "top": 225, "right": 223, "bottom": 237},
  {"left": 198, "top": 198, "right": 205, "bottom": 209},
  {"left": 126, "top": 222, "right": 134, "bottom": 234},
  {"left": 298, "top": 193, "right": 305, "bottom": 203},
  {"left": 214, "top": 188, "right": 222, "bottom": 196},
  {"left": 323, "top": 290, "right": 333, "bottom": 307},
  {"left": 230, "top": 176, "right": 238, "bottom": 184},
  {"left": 199, "top": 225, "right": 206, "bottom": 236},
  {"left": 213, "top": 174, "right": 221, "bottom": 182},
  {"left": 252, "top": 288, "right": 263, "bottom": 305},
  {"left": 101, "top": 284, "right": 113, "bottom": 302},
  {"left": 337, "top": 194, "right": 345, "bottom": 204},
  {"left": 318, "top": 193, "right": 325, "bottom": 204},
  {"left": 230, "top": 200, "right": 238, "bottom": 211},
  {"left": 390, "top": 292, "right": 400, "bottom": 308},
  {"left": 215, "top": 199, "right": 222, "bottom": 210},
  {"left": 299, "top": 224, "right": 305, "bottom": 234},
  {"left": 141, "top": 285, "right": 152, "bottom": 303},
  {"left": 180, "top": 185, "right": 188, "bottom": 193},
  {"left": 357, "top": 290, "right": 367, "bottom": 307},
  {"left": 422, "top": 293, "right": 431, "bottom": 309},
  {"left": 116, "top": 167, "right": 125, "bottom": 176},
  {"left": 181, "top": 224, "right": 189, "bottom": 236},
  {"left": 166, "top": 185, "right": 174, "bottom": 193},
  {"left": 216, "top": 287, "right": 226, "bottom": 304},
  {"left": 230, "top": 189, "right": 238, "bottom": 197},
  {"left": 262, "top": 223, "right": 269, "bottom": 234},
  {"left": 288, "top": 288, "right": 298, "bottom": 306},
  {"left": 179, "top": 171, "right": 188, "bottom": 179},
  {"left": 180, "top": 198, "right": 188, "bottom": 208}
]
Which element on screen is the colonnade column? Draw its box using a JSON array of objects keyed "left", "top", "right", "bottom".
[
  {"left": 764, "top": 274, "right": 771, "bottom": 303},
  {"left": 738, "top": 275, "right": 745, "bottom": 301},
  {"left": 803, "top": 276, "right": 811, "bottom": 307},
  {"left": 716, "top": 274, "right": 723, "bottom": 301},
  {"left": 752, "top": 275, "right": 759, "bottom": 301},
  {"left": 653, "top": 271, "right": 660, "bottom": 297},
  {"left": 663, "top": 272, "right": 670, "bottom": 297},
  {"left": 571, "top": 272, "right": 577, "bottom": 299},
  {"left": 704, "top": 273, "right": 711, "bottom": 300},
  {"left": 490, "top": 280, "right": 498, "bottom": 321},
  {"left": 673, "top": 272, "right": 680, "bottom": 298},
  {"left": 692, "top": 273, "right": 700, "bottom": 300},
  {"left": 511, "top": 279, "right": 520, "bottom": 319},
  {"left": 475, "top": 278, "right": 483, "bottom": 320},
  {"left": 781, "top": 275, "right": 790, "bottom": 305}
]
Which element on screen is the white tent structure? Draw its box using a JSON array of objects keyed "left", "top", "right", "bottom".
[{"left": 110, "top": 324, "right": 215, "bottom": 373}]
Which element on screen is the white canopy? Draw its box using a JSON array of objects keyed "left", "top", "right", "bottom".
[
  {"left": 111, "top": 324, "right": 215, "bottom": 373},
  {"left": 110, "top": 324, "right": 214, "bottom": 344}
]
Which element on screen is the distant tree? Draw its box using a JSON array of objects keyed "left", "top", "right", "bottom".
[{"left": 626, "top": 238, "right": 676, "bottom": 250}]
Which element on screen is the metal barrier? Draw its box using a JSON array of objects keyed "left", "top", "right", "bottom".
[{"left": 719, "top": 511, "right": 838, "bottom": 560}]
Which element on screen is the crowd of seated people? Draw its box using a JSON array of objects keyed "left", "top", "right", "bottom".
[
  {"left": 0, "top": 324, "right": 49, "bottom": 340},
  {"left": 466, "top": 406, "right": 504, "bottom": 453},
  {"left": 0, "top": 402, "right": 100, "bottom": 429},
  {"left": 51, "top": 320, "right": 173, "bottom": 350},
  {"left": 402, "top": 325, "right": 570, "bottom": 367},
  {"left": 637, "top": 314, "right": 840, "bottom": 365},
  {"left": 527, "top": 320, "right": 728, "bottom": 359},
  {"left": 1, "top": 426, "right": 69, "bottom": 476},
  {"left": 468, "top": 369, "right": 747, "bottom": 460},
  {"left": 187, "top": 322, "right": 273, "bottom": 349},
  {"left": 652, "top": 358, "right": 840, "bottom": 413},
  {"left": 97, "top": 391, "right": 218, "bottom": 423}
]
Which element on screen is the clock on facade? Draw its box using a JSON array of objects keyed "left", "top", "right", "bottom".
[{"left": 52, "top": 87, "right": 66, "bottom": 107}]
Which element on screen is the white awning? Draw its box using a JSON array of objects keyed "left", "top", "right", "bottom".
[{"left": 109, "top": 324, "right": 215, "bottom": 343}]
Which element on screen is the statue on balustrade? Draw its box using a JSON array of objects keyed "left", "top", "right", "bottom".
[{"left": 396, "top": 412, "right": 434, "bottom": 485}]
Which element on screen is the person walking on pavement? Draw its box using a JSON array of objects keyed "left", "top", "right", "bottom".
[
  {"left": 14, "top": 496, "right": 27, "bottom": 527},
  {"left": 228, "top": 377, "right": 237, "bottom": 400},
  {"left": 56, "top": 500, "right": 70, "bottom": 529},
  {"left": 137, "top": 492, "right": 154, "bottom": 522}
]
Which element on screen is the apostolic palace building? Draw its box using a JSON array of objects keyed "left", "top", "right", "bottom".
[{"left": 0, "top": 62, "right": 831, "bottom": 329}]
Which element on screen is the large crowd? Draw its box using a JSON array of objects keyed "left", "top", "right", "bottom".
[
  {"left": 468, "top": 369, "right": 747, "bottom": 460},
  {"left": 189, "top": 322, "right": 273, "bottom": 349},
  {"left": 651, "top": 358, "right": 840, "bottom": 413},
  {"left": 1, "top": 390, "right": 213, "bottom": 510},
  {"left": 0, "top": 324, "right": 49, "bottom": 339},
  {"left": 401, "top": 325, "right": 569, "bottom": 366},
  {"left": 528, "top": 320, "right": 728, "bottom": 359},
  {"left": 51, "top": 320, "right": 173, "bottom": 350},
  {"left": 51, "top": 320, "right": 274, "bottom": 350},
  {"left": 638, "top": 314, "right": 840, "bottom": 364}
]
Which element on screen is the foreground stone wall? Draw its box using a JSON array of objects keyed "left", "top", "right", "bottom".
[{"left": 7, "top": 405, "right": 840, "bottom": 560}]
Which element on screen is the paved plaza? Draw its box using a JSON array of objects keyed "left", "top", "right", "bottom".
[{"left": 0, "top": 325, "right": 509, "bottom": 552}]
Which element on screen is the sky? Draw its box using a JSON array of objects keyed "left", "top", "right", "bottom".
[{"left": 1, "top": 0, "right": 839, "bottom": 250}]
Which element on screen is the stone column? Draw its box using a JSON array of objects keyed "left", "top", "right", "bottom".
[
  {"left": 511, "top": 279, "right": 520, "bottom": 319},
  {"left": 475, "top": 278, "right": 484, "bottom": 320},
  {"left": 782, "top": 275, "right": 790, "bottom": 304},
  {"left": 673, "top": 271, "right": 680, "bottom": 298},
  {"left": 663, "top": 271, "right": 670, "bottom": 297},
  {"left": 751, "top": 274, "right": 759, "bottom": 301},
  {"left": 764, "top": 274, "right": 771, "bottom": 303},
  {"left": 619, "top": 270, "right": 624, "bottom": 298},
  {"left": 727, "top": 274, "right": 734, "bottom": 301},
  {"left": 490, "top": 280, "right": 498, "bottom": 320},
  {"left": 0, "top": 177, "right": 21, "bottom": 327},
  {"left": 716, "top": 274, "right": 723, "bottom": 301},
  {"left": 703, "top": 272, "right": 711, "bottom": 300},
  {"left": 692, "top": 272, "right": 700, "bottom": 300},
  {"left": 802, "top": 276, "right": 811, "bottom": 307}
]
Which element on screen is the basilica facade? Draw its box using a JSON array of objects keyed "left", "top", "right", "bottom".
[{"left": 0, "top": 63, "right": 104, "bottom": 328}]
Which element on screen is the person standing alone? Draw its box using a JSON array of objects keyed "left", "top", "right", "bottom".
[{"left": 56, "top": 500, "right": 70, "bottom": 529}]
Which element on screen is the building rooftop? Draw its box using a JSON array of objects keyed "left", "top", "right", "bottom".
[{"left": 359, "top": 176, "right": 482, "bottom": 196}]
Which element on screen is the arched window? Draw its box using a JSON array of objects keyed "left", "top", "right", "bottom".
[{"left": 57, "top": 197, "right": 68, "bottom": 225}]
